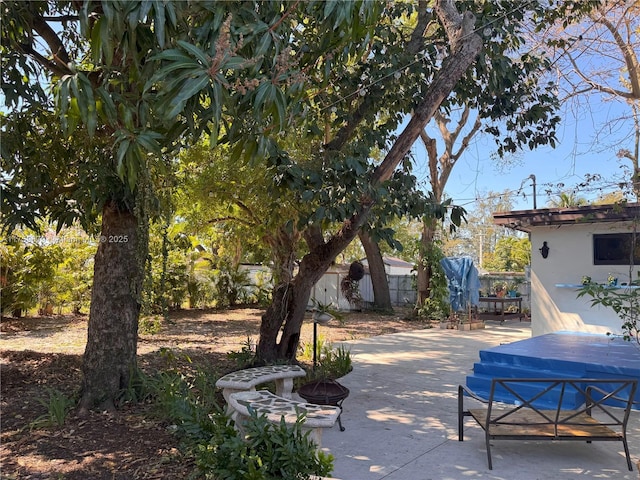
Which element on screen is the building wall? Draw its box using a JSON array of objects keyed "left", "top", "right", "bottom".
[{"left": 530, "top": 222, "right": 639, "bottom": 337}]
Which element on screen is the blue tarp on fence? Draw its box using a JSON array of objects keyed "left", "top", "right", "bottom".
[{"left": 440, "top": 256, "right": 480, "bottom": 312}]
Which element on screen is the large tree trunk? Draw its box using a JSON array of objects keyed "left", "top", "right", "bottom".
[
  {"left": 258, "top": 278, "right": 315, "bottom": 363},
  {"left": 79, "top": 201, "right": 144, "bottom": 413},
  {"left": 257, "top": 226, "right": 303, "bottom": 363},
  {"left": 258, "top": 226, "right": 357, "bottom": 363},
  {"left": 358, "top": 231, "right": 392, "bottom": 312}
]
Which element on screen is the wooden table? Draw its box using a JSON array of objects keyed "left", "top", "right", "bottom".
[{"left": 476, "top": 296, "right": 523, "bottom": 323}]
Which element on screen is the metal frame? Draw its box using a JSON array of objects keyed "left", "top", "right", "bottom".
[{"left": 458, "top": 378, "right": 638, "bottom": 470}]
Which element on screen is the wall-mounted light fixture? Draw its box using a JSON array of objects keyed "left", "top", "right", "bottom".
[{"left": 539, "top": 241, "right": 549, "bottom": 259}]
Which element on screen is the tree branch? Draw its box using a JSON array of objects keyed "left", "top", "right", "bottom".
[
  {"left": 324, "top": 95, "right": 374, "bottom": 152},
  {"left": 436, "top": 0, "right": 474, "bottom": 52},
  {"left": 42, "top": 15, "right": 80, "bottom": 22},
  {"left": 32, "top": 14, "right": 73, "bottom": 71},
  {"left": 325, "top": 2, "right": 436, "bottom": 154},
  {"left": 303, "top": 224, "right": 325, "bottom": 251},
  {"left": 590, "top": 9, "right": 640, "bottom": 100},
  {"left": 323, "top": 0, "right": 483, "bottom": 255},
  {"left": 372, "top": 0, "right": 482, "bottom": 185},
  {"left": 15, "top": 42, "right": 72, "bottom": 78},
  {"left": 406, "top": 1, "right": 433, "bottom": 54},
  {"left": 269, "top": 0, "right": 301, "bottom": 32},
  {"left": 564, "top": 49, "right": 637, "bottom": 100},
  {"left": 452, "top": 111, "right": 481, "bottom": 161},
  {"left": 419, "top": 129, "right": 442, "bottom": 198},
  {"left": 207, "top": 216, "right": 254, "bottom": 226},
  {"left": 233, "top": 198, "right": 261, "bottom": 224}
]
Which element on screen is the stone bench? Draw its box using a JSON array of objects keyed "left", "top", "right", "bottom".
[
  {"left": 215, "top": 364, "right": 307, "bottom": 407},
  {"left": 228, "top": 390, "right": 340, "bottom": 447}
]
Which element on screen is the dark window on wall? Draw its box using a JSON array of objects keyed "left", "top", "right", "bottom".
[{"left": 593, "top": 233, "right": 640, "bottom": 265}]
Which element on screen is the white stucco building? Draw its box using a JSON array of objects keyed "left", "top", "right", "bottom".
[{"left": 493, "top": 203, "right": 640, "bottom": 337}]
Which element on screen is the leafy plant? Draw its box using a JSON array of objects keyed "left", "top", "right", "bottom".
[
  {"left": 577, "top": 283, "right": 640, "bottom": 345},
  {"left": 250, "top": 270, "right": 273, "bottom": 306},
  {"left": 415, "top": 240, "right": 450, "bottom": 321},
  {"left": 0, "top": 232, "right": 62, "bottom": 317},
  {"left": 213, "top": 263, "right": 253, "bottom": 308},
  {"left": 316, "top": 344, "right": 352, "bottom": 380},
  {"left": 196, "top": 409, "right": 334, "bottom": 480},
  {"left": 494, "top": 282, "right": 507, "bottom": 294},
  {"left": 300, "top": 339, "right": 353, "bottom": 381},
  {"left": 30, "top": 388, "right": 75, "bottom": 429},
  {"left": 298, "top": 334, "right": 327, "bottom": 363},
  {"left": 117, "top": 366, "right": 157, "bottom": 405},
  {"left": 139, "top": 315, "right": 163, "bottom": 335},
  {"left": 506, "top": 277, "right": 523, "bottom": 292},
  {"left": 310, "top": 298, "right": 344, "bottom": 324},
  {"left": 415, "top": 297, "right": 450, "bottom": 322},
  {"left": 148, "top": 368, "right": 221, "bottom": 442},
  {"left": 310, "top": 298, "right": 333, "bottom": 314},
  {"left": 141, "top": 356, "right": 334, "bottom": 479},
  {"left": 340, "top": 261, "right": 364, "bottom": 307},
  {"left": 227, "top": 337, "right": 257, "bottom": 367}
]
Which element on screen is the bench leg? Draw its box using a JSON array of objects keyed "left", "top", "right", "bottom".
[
  {"left": 304, "top": 427, "right": 323, "bottom": 448},
  {"left": 485, "top": 433, "right": 493, "bottom": 470},
  {"left": 457, "top": 385, "right": 465, "bottom": 441},
  {"left": 275, "top": 378, "right": 294, "bottom": 399},
  {"left": 223, "top": 387, "right": 255, "bottom": 415},
  {"left": 232, "top": 412, "right": 248, "bottom": 438},
  {"left": 622, "top": 437, "right": 633, "bottom": 471}
]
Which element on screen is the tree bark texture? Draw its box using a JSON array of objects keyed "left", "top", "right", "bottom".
[
  {"left": 79, "top": 202, "right": 143, "bottom": 412},
  {"left": 358, "top": 231, "right": 393, "bottom": 311}
]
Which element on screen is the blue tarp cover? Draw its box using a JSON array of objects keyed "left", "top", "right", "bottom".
[{"left": 439, "top": 256, "right": 480, "bottom": 312}]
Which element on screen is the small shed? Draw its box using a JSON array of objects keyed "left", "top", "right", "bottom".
[{"left": 309, "top": 263, "right": 354, "bottom": 311}]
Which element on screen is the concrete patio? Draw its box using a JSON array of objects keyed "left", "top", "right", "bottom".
[{"left": 317, "top": 321, "right": 640, "bottom": 480}]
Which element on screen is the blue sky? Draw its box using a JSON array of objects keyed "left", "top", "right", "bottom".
[
  {"left": 408, "top": 97, "right": 634, "bottom": 212},
  {"left": 404, "top": 2, "right": 639, "bottom": 214}
]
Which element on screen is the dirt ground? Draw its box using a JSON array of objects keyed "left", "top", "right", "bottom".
[{"left": 0, "top": 306, "right": 426, "bottom": 479}]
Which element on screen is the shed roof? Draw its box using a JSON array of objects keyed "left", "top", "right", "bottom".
[
  {"left": 383, "top": 256, "right": 413, "bottom": 268},
  {"left": 492, "top": 202, "right": 640, "bottom": 233},
  {"left": 359, "top": 256, "right": 413, "bottom": 268}
]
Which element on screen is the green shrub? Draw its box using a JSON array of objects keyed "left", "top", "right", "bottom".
[
  {"left": 299, "top": 340, "right": 353, "bottom": 381},
  {"left": 578, "top": 283, "right": 640, "bottom": 345},
  {"left": 196, "top": 410, "right": 334, "bottom": 480},
  {"left": 227, "top": 337, "right": 257, "bottom": 367},
  {"left": 149, "top": 367, "right": 221, "bottom": 442},
  {"left": 212, "top": 263, "right": 253, "bottom": 308},
  {"left": 415, "top": 297, "right": 450, "bottom": 322},
  {"left": 414, "top": 239, "right": 451, "bottom": 321},
  {"left": 30, "top": 388, "right": 76, "bottom": 429},
  {"left": 317, "top": 344, "right": 352, "bottom": 380},
  {"left": 142, "top": 357, "right": 335, "bottom": 479},
  {"left": 298, "top": 334, "right": 327, "bottom": 363}
]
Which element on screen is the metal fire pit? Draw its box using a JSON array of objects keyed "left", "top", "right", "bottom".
[{"left": 297, "top": 379, "right": 349, "bottom": 431}]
